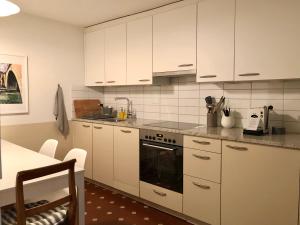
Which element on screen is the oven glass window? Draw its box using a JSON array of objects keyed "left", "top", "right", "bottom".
[{"left": 140, "top": 140, "right": 183, "bottom": 193}]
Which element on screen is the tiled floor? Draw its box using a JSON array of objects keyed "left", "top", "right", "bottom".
[{"left": 85, "top": 181, "right": 192, "bottom": 225}]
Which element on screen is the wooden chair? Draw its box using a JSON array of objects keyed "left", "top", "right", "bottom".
[{"left": 1, "top": 159, "right": 77, "bottom": 225}]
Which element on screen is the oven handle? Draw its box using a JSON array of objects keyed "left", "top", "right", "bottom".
[{"left": 142, "top": 143, "right": 176, "bottom": 151}]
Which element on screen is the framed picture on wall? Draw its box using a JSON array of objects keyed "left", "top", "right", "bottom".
[{"left": 0, "top": 54, "right": 28, "bottom": 114}]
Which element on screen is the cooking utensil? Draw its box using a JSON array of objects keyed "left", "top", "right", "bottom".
[
  {"left": 213, "top": 96, "right": 225, "bottom": 113},
  {"left": 205, "top": 96, "right": 215, "bottom": 113},
  {"left": 205, "top": 96, "right": 213, "bottom": 105},
  {"left": 223, "top": 106, "right": 231, "bottom": 117}
]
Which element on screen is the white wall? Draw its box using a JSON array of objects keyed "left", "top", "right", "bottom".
[{"left": 0, "top": 13, "right": 85, "bottom": 126}]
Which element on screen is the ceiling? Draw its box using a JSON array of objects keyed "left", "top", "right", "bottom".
[{"left": 10, "top": 0, "right": 180, "bottom": 27}]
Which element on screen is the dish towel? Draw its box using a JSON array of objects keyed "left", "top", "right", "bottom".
[{"left": 54, "top": 84, "right": 69, "bottom": 136}]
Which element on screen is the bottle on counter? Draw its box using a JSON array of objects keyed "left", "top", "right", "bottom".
[{"left": 118, "top": 107, "right": 124, "bottom": 120}]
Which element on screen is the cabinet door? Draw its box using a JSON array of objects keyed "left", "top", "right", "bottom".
[
  {"left": 127, "top": 17, "right": 153, "bottom": 85},
  {"left": 235, "top": 0, "right": 300, "bottom": 81},
  {"left": 92, "top": 124, "right": 114, "bottom": 187},
  {"left": 105, "top": 24, "right": 127, "bottom": 85},
  {"left": 184, "top": 148, "right": 221, "bottom": 183},
  {"left": 140, "top": 181, "right": 183, "bottom": 213},
  {"left": 153, "top": 4, "right": 197, "bottom": 73},
  {"left": 72, "top": 121, "right": 93, "bottom": 179},
  {"left": 197, "top": 0, "right": 235, "bottom": 82},
  {"left": 222, "top": 141, "right": 300, "bottom": 225},
  {"left": 183, "top": 175, "right": 220, "bottom": 225},
  {"left": 113, "top": 126, "right": 139, "bottom": 196},
  {"left": 84, "top": 30, "right": 105, "bottom": 86}
]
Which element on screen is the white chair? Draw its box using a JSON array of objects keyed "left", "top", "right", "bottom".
[
  {"left": 63, "top": 148, "right": 87, "bottom": 169},
  {"left": 26, "top": 148, "right": 87, "bottom": 203},
  {"left": 39, "top": 139, "right": 58, "bottom": 158}
]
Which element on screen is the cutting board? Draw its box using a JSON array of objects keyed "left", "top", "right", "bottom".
[{"left": 74, "top": 99, "right": 101, "bottom": 118}]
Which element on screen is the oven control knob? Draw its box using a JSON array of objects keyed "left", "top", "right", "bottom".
[
  {"left": 149, "top": 136, "right": 152, "bottom": 140},
  {"left": 173, "top": 140, "right": 176, "bottom": 144},
  {"left": 145, "top": 135, "right": 148, "bottom": 139},
  {"left": 168, "top": 139, "right": 171, "bottom": 143},
  {"left": 153, "top": 137, "right": 156, "bottom": 140},
  {"left": 164, "top": 138, "right": 167, "bottom": 142}
]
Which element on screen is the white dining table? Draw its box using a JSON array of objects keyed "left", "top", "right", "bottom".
[{"left": 0, "top": 140, "right": 85, "bottom": 225}]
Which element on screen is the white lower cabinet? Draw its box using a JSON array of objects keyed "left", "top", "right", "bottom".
[
  {"left": 113, "top": 126, "right": 139, "bottom": 196},
  {"left": 92, "top": 124, "right": 114, "bottom": 187},
  {"left": 183, "top": 135, "right": 222, "bottom": 224},
  {"left": 72, "top": 121, "right": 93, "bottom": 179},
  {"left": 140, "top": 181, "right": 182, "bottom": 213},
  {"left": 183, "top": 176, "right": 220, "bottom": 225},
  {"left": 222, "top": 141, "right": 300, "bottom": 225},
  {"left": 184, "top": 148, "right": 221, "bottom": 183}
]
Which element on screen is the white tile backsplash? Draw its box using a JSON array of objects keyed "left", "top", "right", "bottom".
[
  {"left": 252, "top": 89, "right": 283, "bottom": 100},
  {"left": 252, "top": 81, "right": 284, "bottom": 89},
  {"left": 224, "top": 82, "right": 251, "bottom": 90},
  {"left": 84, "top": 77, "right": 300, "bottom": 133}
]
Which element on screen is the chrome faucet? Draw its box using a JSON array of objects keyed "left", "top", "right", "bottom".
[{"left": 115, "top": 97, "right": 133, "bottom": 118}]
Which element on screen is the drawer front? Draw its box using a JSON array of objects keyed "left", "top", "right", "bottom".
[
  {"left": 140, "top": 181, "right": 182, "bottom": 213},
  {"left": 183, "top": 175, "right": 220, "bottom": 225},
  {"left": 184, "top": 136, "right": 221, "bottom": 153},
  {"left": 184, "top": 148, "right": 221, "bottom": 183}
]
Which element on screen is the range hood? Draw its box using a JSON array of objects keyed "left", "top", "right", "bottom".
[{"left": 153, "top": 69, "right": 196, "bottom": 77}]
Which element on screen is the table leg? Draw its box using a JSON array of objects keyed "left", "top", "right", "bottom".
[
  {"left": 76, "top": 174, "right": 85, "bottom": 225},
  {"left": 0, "top": 209, "right": 2, "bottom": 225}
]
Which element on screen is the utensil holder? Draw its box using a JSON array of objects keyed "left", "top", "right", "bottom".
[
  {"left": 207, "top": 112, "right": 218, "bottom": 127},
  {"left": 221, "top": 115, "right": 235, "bottom": 128}
]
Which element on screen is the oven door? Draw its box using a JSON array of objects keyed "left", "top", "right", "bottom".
[{"left": 139, "top": 140, "right": 183, "bottom": 193}]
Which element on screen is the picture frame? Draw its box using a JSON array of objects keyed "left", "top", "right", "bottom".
[{"left": 0, "top": 54, "right": 28, "bottom": 114}]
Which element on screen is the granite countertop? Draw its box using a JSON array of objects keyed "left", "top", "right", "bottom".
[{"left": 72, "top": 118, "right": 300, "bottom": 151}]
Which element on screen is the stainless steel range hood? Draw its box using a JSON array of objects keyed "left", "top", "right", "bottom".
[{"left": 153, "top": 69, "right": 196, "bottom": 77}]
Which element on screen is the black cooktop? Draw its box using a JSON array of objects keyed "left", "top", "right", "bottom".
[{"left": 143, "top": 121, "right": 199, "bottom": 130}]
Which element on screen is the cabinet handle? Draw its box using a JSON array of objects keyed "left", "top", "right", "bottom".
[
  {"left": 226, "top": 145, "right": 248, "bottom": 151},
  {"left": 94, "top": 126, "right": 103, "bottom": 129},
  {"left": 192, "top": 154, "right": 210, "bottom": 160},
  {"left": 82, "top": 125, "right": 90, "bottom": 128},
  {"left": 142, "top": 143, "right": 175, "bottom": 151},
  {"left": 139, "top": 79, "right": 150, "bottom": 82},
  {"left": 199, "top": 75, "right": 217, "bottom": 78},
  {"left": 178, "top": 64, "right": 193, "bottom": 67},
  {"left": 192, "top": 182, "right": 211, "bottom": 190},
  {"left": 192, "top": 140, "right": 211, "bottom": 145},
  {"left": 95, "top": 81, "right": 103, "bottom": 84},
  {"left": 153, "top": 189, "right": 167, "bottom": 197},
  {"left": 121, "top": 130, "right": 131, "bottom": 134},
  {"left": 106, "top": 80, "right": 116, "bottom": 83},
  {"left": 238, "top": 73, "right": 260, "bottom": 77}
]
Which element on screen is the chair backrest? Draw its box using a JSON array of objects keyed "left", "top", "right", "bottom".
[
  {"left": 39, "top": 139, "right": 58, "bottom": 158},
  {"left": 15, "top": 159, "right": 77, "bottom": 225},
  {"left": 63, "top": 148, "right": 87, "bottom": 169}
]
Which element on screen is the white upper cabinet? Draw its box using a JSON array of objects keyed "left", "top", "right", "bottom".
[
  {"left": 84, "top": 30, "right": 105, "bottom": 86},
  {"left": 105, "top": 23, "right": 127, "bottom": 85},
  {"left": 235, "top": 0, "right": 300, "bottom": 81},
  {"left": 153, "top": 4, "right": 197, "bottom": 74},
  {"left": 127, "top": 17, "right": 153, "bottom": 85},
  {"left": 197, "top": 0, "right": 235, "bottom": 82}
]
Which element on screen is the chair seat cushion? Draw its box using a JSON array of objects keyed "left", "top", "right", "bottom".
[{"left": 1, "top": 200, "right": 67, "bottom": 225}]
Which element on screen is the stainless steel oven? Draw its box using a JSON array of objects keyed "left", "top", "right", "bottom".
[{"left": 139, "top": 129, "right": 183, "bottom": 193}]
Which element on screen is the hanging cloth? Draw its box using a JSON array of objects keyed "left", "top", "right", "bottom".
[{"left": 54, "top": 84, "right": 69, "bottom": 136}]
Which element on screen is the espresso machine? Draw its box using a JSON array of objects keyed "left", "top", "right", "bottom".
[{"left": 243, "top": 105, "right": 273, "bottom": 136}]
